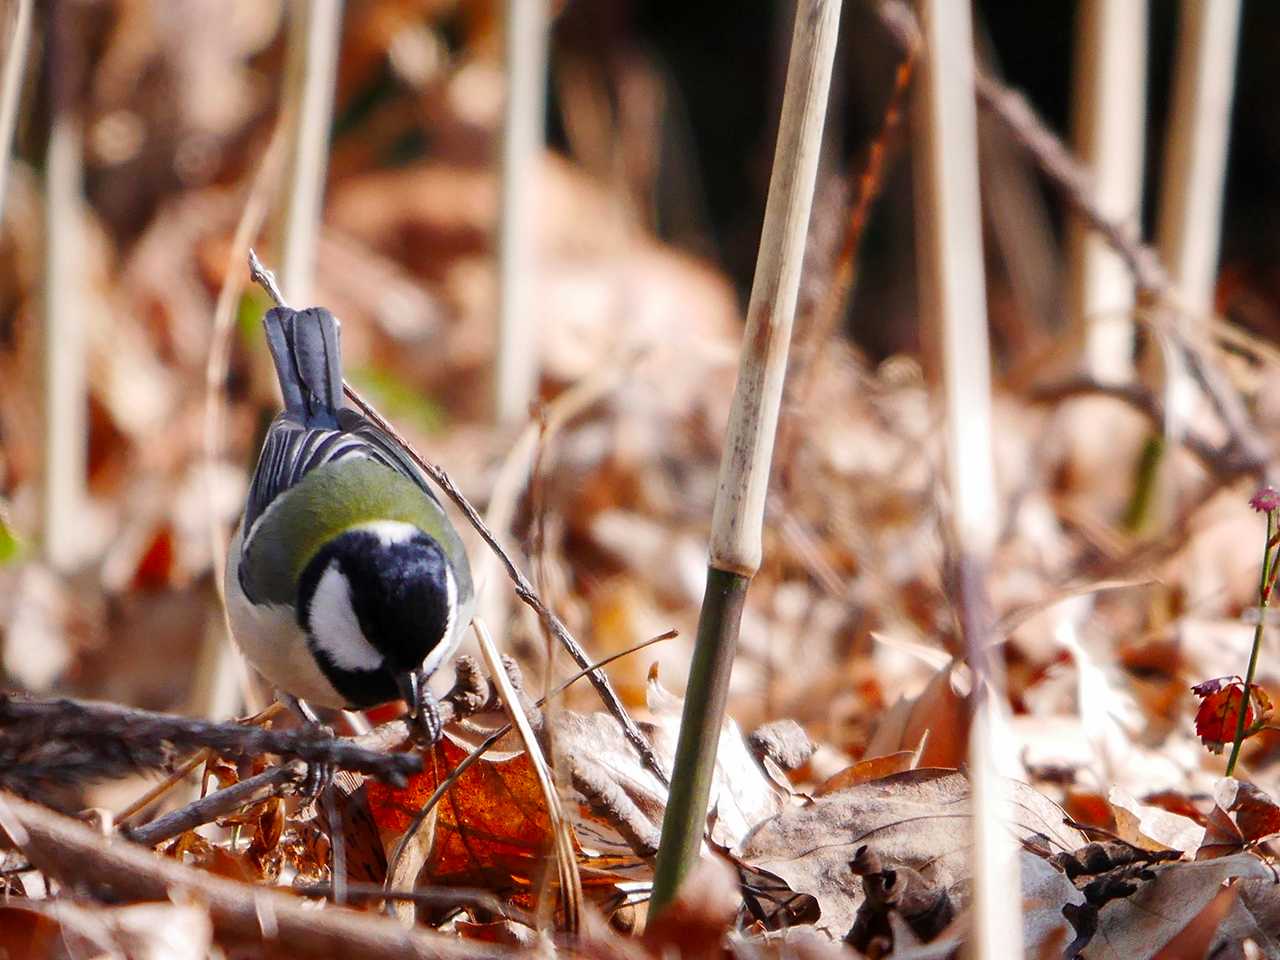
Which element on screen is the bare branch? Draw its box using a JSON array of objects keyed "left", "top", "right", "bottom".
[{"left": 0, "top": 695, "right": 420, "bottom": 789}]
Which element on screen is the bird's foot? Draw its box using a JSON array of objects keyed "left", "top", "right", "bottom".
[
  {"left": 277, "top": 692, "right": 336, "bottom": 797},
  {"left": 409, "top": 689, "right": 444, "bottom": 746}
]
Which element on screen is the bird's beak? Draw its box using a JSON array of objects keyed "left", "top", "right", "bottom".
[{"left": 396, "top": 671, "right": 424, "bottom": 720}]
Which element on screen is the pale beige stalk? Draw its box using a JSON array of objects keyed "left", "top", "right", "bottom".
[
  {"left": 1155, "top": 0, "right": 1242, "bottom": 598},
  {"left": 707, "top": 0, "right": 840, "bottom": 578},
  {"left": 0, "top": 0, "right": 32, "bottom": 224},
  {"left": 494, "top": 0, "right": 550, "bottom": 424},
  {"left": 1066, "top": 0, "right": 1149, "bottom": 383},
  {"left": 911, "top": 0, "right": 1020, "bottom": 956},
  {"left": 278, "top": 0, "right": 343, "bottom": 304},
  {"left": 42, "top": 94, "right": 85, "bottom": 573}
]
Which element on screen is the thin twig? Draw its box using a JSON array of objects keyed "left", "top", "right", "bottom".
[
  {"left": 123, "top": 762, "right": 303, "bottom": 849},
  {"left": 122, "top": 666, "right": 493, "bottom": 849},
  {"left": 1029, "top": 376, "right": 1263, "bottom": 480},
  {"left": 294, "top": 881, "right": 534, "bottom": 926},
  {"left": 117, "top": 703, "right": 285, "bottom": 825},
  {"left": 341, "top": 380, "right": 667, "bottom": 785}
]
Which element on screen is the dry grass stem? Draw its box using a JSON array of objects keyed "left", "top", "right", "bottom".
[{"left": 472, "top": 618, "right": 582, "bottom": 932}]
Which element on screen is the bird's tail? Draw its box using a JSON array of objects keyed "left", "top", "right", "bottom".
[{"left": 263, "top": 307, "right": 344, "bottom": 428}]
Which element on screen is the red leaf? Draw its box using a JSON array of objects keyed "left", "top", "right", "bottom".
[{"left": 1192, "top": 680, "right": 1273, "bottom": 754}]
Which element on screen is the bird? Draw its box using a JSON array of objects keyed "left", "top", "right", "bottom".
[{"left": 224, "top": 300, "right": 474, "bottom": 742}]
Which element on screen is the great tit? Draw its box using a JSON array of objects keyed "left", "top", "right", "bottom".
[{"left": 225, "top": 303, "right": 474, "bottom": 741}]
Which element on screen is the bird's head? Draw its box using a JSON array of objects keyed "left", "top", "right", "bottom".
[{"left": 295, "top": 520, "right": 457, "bottom": 707}]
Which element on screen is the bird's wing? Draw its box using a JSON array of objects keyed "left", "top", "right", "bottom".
[
  {"left": 239, "top": 414, "right": 472, "bottom": 609},
  {"left": 242, "top": 411, "right": 439, "bottom": 537}
]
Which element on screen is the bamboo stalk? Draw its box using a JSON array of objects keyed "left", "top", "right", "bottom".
[
  {"left": 910, "top": 1, "right": 1019, "bottom": 957},
  {"left": 494, "top": 0, "right": 551, "bottom": 424},
  {"left": 42, "top": 1, "right": 85, "bottom": 573},
  {"left": 648, "top": 0, "right": 841, "bottom": 917},
  {"left": 278, "top": 0, "right": 344, "bottom": 304},
  {"left": 1066, "top": 0, "right": 1148, "bottom": 384},
  {"left": 0, "top": 0, "right": 32, "bottom": 225}
]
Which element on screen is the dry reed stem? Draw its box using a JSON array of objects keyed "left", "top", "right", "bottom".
[
  {"left": 41, "top": 3, "right": 86, "bottom": 573},
  {"left": 1156, "top": 0, "right": 1242, "bottom": 447},
  {"left": 278, "top": 0, "right": 343, "bottom": 304},
  {"left": 495, "top": 0, "right": 551, "bottom": 423},
  {"left": 910, "top": 0, "right": 1020, "bottom": 955},
  {"left": 1066, "top": 0, "right": 1148, "bottom": 383},
  {"left": 0, "top": 0, "right": 32, "bottom": 225}
]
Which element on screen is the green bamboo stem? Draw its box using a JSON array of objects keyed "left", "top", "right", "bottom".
[
  {"left": 648, "top": 0, "right": 841, "bottom": 917},
  {"left": 648, "top": 568, "right": 748, "bottom": 916}
]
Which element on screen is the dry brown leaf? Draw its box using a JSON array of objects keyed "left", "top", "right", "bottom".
[
  {"left": 735, "top": 768, "right": 1086, "bottom": 937},
  {"left": 0, "top": 900, "right": 212, "bottom": 960},
  {"left": 862, "top": 660, "right": 969, "bottom": 768},
  {"left": 1216, "top": 778, "right": 1280, "bottom": 844},
  {"left": 1109, "top": 787, "right": 1204, "bottom": 854},
  {"left": 641, "top": 855, "right": 739, "bottom": 957},
  {"left": 1151, "top": 885, "right": 1239, "bottom": 960},
  {"left": 1086, "top": 854, "right": 1271, "bottom": 960},
  {"left": 815, "top": 750, "right": 917, "bottom": 795}
]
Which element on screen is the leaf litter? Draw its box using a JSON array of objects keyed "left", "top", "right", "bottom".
[{"left": 4, "top": 2, "right": 1280, "bottom": 958}]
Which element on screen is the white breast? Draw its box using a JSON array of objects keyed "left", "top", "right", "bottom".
[{"left": 223, "top": 525, "right": 351, "bottom": 708}]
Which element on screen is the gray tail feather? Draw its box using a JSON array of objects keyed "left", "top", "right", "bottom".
[{"left": 263, "top": 307, "right": 344, "bottom": 427}]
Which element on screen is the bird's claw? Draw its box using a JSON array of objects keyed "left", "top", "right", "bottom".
[
  {"left": 410, "top": 691, "right": 443, "bottom": 746},
  {"left": 301, "top": 723, "right": 336, "bottom": 798}
]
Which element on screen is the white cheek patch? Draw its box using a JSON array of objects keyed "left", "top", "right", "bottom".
[{"left": 307, "top": 563, "right": 384, "bottom": 672}]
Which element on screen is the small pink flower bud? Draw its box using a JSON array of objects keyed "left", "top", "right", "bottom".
[{"left": 1250, "top": 486, "right": 1280, "bottom": 514}]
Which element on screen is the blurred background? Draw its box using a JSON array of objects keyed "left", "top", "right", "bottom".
[{"left": 2, "top": 0, "right": 1280, "bottom": 805}]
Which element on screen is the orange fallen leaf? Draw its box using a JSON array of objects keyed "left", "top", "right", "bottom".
[
  {"left": 815, "top": 750, "right": 916, "bottom": 795},
  {"left": 366, "top": 736, "right": 554, "bottom": 887}
]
